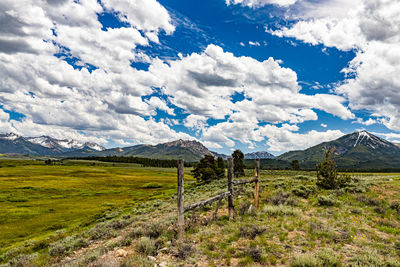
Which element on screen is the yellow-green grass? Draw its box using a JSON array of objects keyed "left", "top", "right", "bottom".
[{"left": 0, "top": 161, "right": 194, "bottom": 254}]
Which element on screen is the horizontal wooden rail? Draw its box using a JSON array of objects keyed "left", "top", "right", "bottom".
[
  {"left": 177, "top": 158, "right": 261, "bottom": 239},
  {"left": 184, "top": 191, "right": 231, "bottom": 213},
  {"left": 233, "top": 177, "right": 258, "bottom": 185}
]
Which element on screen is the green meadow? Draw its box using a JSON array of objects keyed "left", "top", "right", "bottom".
[{"left": 0, "top": 159, "right": 193, "bottom": 255}]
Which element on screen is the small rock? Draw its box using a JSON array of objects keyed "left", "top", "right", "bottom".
[
  {"left": 148, "top": 256, "right": 156, "bottom": 261},
  {"left": 116, "top": 249, "right": 127, "bottom": 257},
  {"left": 158, "top": 247, "right": 168, "bottom": 252},
  {"left": 159, "top": 262, "right": 168, "bottom": 267}
]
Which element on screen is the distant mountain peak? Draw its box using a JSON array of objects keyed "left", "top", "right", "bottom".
[
  {"left": 354, "top": 130, "right": 372, "bottom": 147},
  {"left": 0, "top": 132, "right": 105, "bottom": 155},
  {"left": 245, "top": 151, "right": 275, "bottom": 159},
  {"left": 0, "top": 132, "right": 20, "bottom": 141},
  {"left": 163, "top": 139, "right": 213, "bottom": 157},
  {"left": 278, "top": 130, "right": 400, "bottom": 170},
  {"left": 26, "top": 135, "right": 105, "bottom": 151},
  {"left": 348, "top": 130, "right": 392, "bottom": 150}
]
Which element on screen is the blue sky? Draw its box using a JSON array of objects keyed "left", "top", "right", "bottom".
[{"left": 1, "top": 0, "right": 399, "bottom": 155}]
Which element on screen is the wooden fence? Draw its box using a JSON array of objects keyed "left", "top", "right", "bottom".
[{"left": 177, "top": 158, "right": 260, "bottom": 239}]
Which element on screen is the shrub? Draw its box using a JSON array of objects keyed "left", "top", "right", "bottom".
[
  {"left": 292, "top": 185, "right": 315, "bottom": 198},
  {"left": 390, "top": 201, "right": 400, "bottom": 213},
  {"left": 242, "top": 247, "right": 265, "bottom": 263},
  {"left": 239, "top": 225, "right": 266, "bottom": 239},
  {"left": 8, "top": 254, "right": 38, "bottom": 267},
  {"left": 88, "top": 223, "right": 116, "bottom": 240},
  {"left": 108, "top": 219, "right": 129, "bottom": 230},
  {"left": 356, "top": 195, "right": 381, "bottom": 206},
  {"left": 121, "top": 255, "right": 154, "bottom": 267},
  {"left": 318, "top": 195, "right": 337, "bottom": 206},
  {"left": 264, "top": 191, "right": 290, "bottom": 205},
  {"left": 176, "top": 243, "right": 193, "bottom": 259},
  {"left": 142, "top": 182, "right": 163, "bottom": 189},
  {"left": 263, "top": 205, "right": 299, "bottom": 216},
  {"left": 294, "top": 175, "right": 311, "bottom": 182},
  {"left": 144, "top": 222, "right": 165, "bottom": 238},
  {"left": 130, "top": 226, "right": 145, "bottom": 238},
  {"left": 347, "top": 249, "right": 400, "bottom": 267},
  {"left": 290, "top": 253, "right": 318, "bottom": 267},
  {"left": 374, "top": 206, "right": 386, "bottom": 215},
  {"left": 135, "top": 237, "right": 157, "bottom": 256},
  {"left": 48, "top": 236, "right": 89, "bottom": 256},
  {"left": 317, "top": 249, "right": 342, "bottom": 266}
]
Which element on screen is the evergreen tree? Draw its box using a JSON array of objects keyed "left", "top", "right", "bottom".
[
  {"left": 291, "top": 160, "right": 300, "bottom": 170},
  {"left": 191, "top": 155, "right": 217, "bottom": 182},
  {"left": 215, "top": 156, "right": 225, "bottom": 178},
  {"left": 316, "top": 147, "right": 338, "bottom": 189},
  {"left": 232, "top": 149, "right": 245, "bottom": 177}
]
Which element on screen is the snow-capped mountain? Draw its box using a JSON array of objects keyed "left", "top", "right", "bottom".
[
  {"left": 0, "top": 133, "right": 105, "bottom": 156},
  {"left": 27, "top": 136, "right": 105, "bottom": 151},
  {"left": 244, "top": 151, "right": 275, "bottom": 159},
  {"left": 278, "top": 130, "right": 400, "bottom": 170},
  {"left": 0, "top": 132, "right": 20, "bottom": 141}
]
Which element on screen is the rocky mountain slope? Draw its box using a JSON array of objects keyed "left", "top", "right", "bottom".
[
  {"left": 0, "top": 133, "right": 104, "bottom": 156},
  {"left": 277, "top": 130, "right": 400, "bottom": 169},
  {"left": 244, "top": 151, "right": 275, "bottom": 159}
]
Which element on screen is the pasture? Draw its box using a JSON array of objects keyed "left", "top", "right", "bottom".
[
  {"left": 1, "top": 159, "right": 400, "bottom": 266},
  {"left": 0, "top": 159, "right": 194, "bottom": 260}
]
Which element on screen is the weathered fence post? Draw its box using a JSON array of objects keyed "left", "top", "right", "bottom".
[
  {"left": 177, "top": 159, "right": 185, "bottom": 240},
  {"left": 228, "top": 158, "right": 235, "bottom": 220},
  {"left": 254, "top": 159, "right": 260, "bottom": 209}
]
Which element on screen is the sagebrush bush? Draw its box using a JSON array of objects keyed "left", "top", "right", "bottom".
[
  {"left": 347, "top": 249, "right": 400, "bottom": 267},
  {"left": 175, "top": 242, "right": 193, "bottom": 259},
  {"left": 242, "top": 247, "right": 265, "bottom": 263},
  {"left": 318, "top": 195, "right": 337, "bottom": 206},
  {"left": 317, "top": 249, "right": 342, "bottom": 266},
  {"left": 290, "top": 253, "right": 318, "bottom": 267},
  {"left": 292, "top": 185, "right": 315, "bottom": 198},
  {"left": 135, "top": 237, "right": 156, "bottom": 256},
  {"left": 356, "top": 195, "right": 381, "bottom": 206},
  {"left": 239, "top": 225, "right": 266, "bottom": 239},
  {"left": 263, "top": 205, "right": 299, "bottom": 216},
  {"left": 264, "top": 191, "right": 290, "bottom": 205},
  {"left": 49, "top": 236, "right": 89, "bottom": 257},
  {"left": 129, "top": 226, "right": 145, "bottom": 238},
  {"left": 294, "top": 175, "right": 312, "bottom": 182},
  {"left": 8, "top": 253, "right": 38, "bottom": 267},
  {"left": 390, "top": 201, "right": 400, "bottom": 213},
  {"left": 142, "top": 182, "right": 162, "bottom": 189},
  {"left": 121, "top": 255, "right": 154, "bottom": 267}
]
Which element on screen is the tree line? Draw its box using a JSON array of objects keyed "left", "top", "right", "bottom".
[{"left": 69, "top": 156, "right": 195, "bottom": 168}]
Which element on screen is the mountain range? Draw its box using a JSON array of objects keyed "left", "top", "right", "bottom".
[
  {"left": 277, "top": 130, "right": 400, "bottom": 170},
  {"left": 0, "top": 133, "right": 276, "bottom": 161},
  {"left": 1, "top": 130, "right": 400, "bottom": 170},
  {"left": 0, "top": 133, "right": 105, "bottom": 156}
]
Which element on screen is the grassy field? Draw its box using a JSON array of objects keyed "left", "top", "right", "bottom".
[
  {"left": 2, "top": 160, "right": 400, "bottom": 266},
  {"left": 0, "top": 159, "right": 194, "bottom": 263}
]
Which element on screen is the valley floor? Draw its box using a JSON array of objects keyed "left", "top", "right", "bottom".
[{"left": 1, "top": 160, "right": 400, "bottom": 266}]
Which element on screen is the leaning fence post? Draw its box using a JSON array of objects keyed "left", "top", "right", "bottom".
[
  {"left": 254, "top": 159, "right": 260, "bottom": 209},
  {"left": 227, "top": 158, "right": 235, "bottom": 220},
  {"left": 177, "top": 159, "right": 185, "bottom": 240}
]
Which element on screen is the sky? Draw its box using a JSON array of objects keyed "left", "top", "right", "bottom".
[{"left": 0, "top": 0, "right": 400, "bottom": 155}]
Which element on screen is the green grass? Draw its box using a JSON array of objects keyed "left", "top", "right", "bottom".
[
  {"left": 2, "top": 161, "right": 400, "bottom": 266},
  {"left": 0, "top": 160, "right": 194, "bottom": 255}
]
